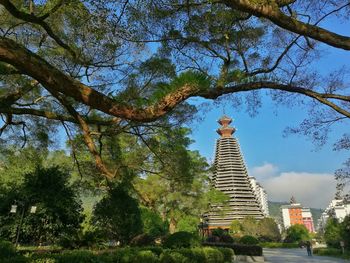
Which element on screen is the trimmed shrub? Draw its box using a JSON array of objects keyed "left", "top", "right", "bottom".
[
  {"left": 139, "top": 246, "right": 163, "bottom": 256},
  {"left": 203, "top": 242, "right": 263, "bottom": 256},
  {"left": 239, "top": 235, "right": 259, "bottom": 245},
  {"left": 219, "top": 235, "right": 234, "bottom": 243},
  {"left": 0, "top": 240, "right": 17, "bottom": 258},
  {"left": 130, "top": 234, "right": 155, "bottom": 247},
  {"left": 56, "top": 250, "right": 97, "bottom": 263},
  {"left": 203, "top": 247, "right": 224, "bottom": 263},
  {"left": 206, "top": 236, "right": 220, "bottom": 243},
  {"left": 217, "top": 247, "right": 234, "bottom": 262},
  {"left": 0, "top": 240, "right": 28, "bottom": 263},
  {"left": 134, "top": 250, "right": 158, "bottom": 263},
  {"left": 260, "top": 242, "right": 299, "bottom": 248},
  {"left": 159, "top": 251, "right": 186, "bottom": 263},
  {"left": 163, "top": 231, "right": 200, "bottom": 248}
]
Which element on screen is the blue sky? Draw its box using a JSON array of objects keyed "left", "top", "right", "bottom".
[{"left": 187, "top": 20, "right": 350, "bottom": 208}]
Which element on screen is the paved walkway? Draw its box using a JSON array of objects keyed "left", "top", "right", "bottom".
[{"left": 264, "top": 248, "right": 349, "bottom": 263}]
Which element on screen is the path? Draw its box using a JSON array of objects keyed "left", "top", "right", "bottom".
[{"left": 263, "top": 248, "right": 349, "bottom": 263}]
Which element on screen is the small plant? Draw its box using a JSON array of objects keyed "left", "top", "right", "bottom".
[
  {"left": 130, "top": 234, "right": 155, "bottom": 247},
  {"left": 162, "top": 231, "right": 200, "bottom": 248},
  {"left": 239, "top": 235, "right": 259, "bottom": 245},
  {"left": 203, "top": 247, "right": 224, "bottom": 263}
]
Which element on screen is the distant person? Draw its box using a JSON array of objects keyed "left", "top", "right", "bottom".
[{"left": 306, "top": 241, "right": 312, "bottom": 256}]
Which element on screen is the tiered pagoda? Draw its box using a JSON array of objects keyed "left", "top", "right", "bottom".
[{"left": 205, "top": 115, "right": 264, "bottom": 229}]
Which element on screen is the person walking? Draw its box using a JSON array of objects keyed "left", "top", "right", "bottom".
[{"left": 306, "top": 241, "right": 312, "bottom": 256}]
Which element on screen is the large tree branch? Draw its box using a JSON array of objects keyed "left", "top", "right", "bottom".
[
  {"left": 0, "top": 37, "right": 199, "bottom": 122},
  {"left": 51, "top": 91, "right": 115, "bottom": 180},
  {"left": 201, "top": 81, "right": 350, "bottom": 118},
  {"left": 0, "top": 107, "right": 120, "bottom": 125},
  {"left": 221, "top": 0, "right": 350, "bottom": 50}
]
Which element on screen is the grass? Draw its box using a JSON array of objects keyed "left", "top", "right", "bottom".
[{"left": 313, "top": 247, "right": 350, "bottom": 260}]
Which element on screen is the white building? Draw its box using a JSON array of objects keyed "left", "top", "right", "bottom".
[
  {"left": 249, "top": 176, "right": 269, "bottom": 217},
  {"left": 317, "top": 198, "right": 350, "bottom": 232}
]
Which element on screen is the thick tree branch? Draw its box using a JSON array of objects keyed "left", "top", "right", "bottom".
[
  {"left": 221, "top": 0, "right": 350, "bottom": 50},
  {"left": 51, "top": 92, "right": 115, "bottom": 180},
  {"left": 0, "top": 107, "right": 120, "bottom": 126},
  {"left": 201, "top": 81, "right": 350, "bottom": 118},
  {"left": 0, "top": 37, "right": 199, "bottom": 122}
]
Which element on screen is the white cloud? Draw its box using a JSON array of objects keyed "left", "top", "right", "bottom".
[
  {"left": 250, "top": 163, "right": 337, "bottom": 209},
  {"left": 250, "top": 163, "right": 279, "bottom": 180}
]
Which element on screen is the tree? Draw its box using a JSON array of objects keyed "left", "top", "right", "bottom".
[
  {"left": 285, "top": 224, "right": 310, "bottom": 243},
  {"left": 324, "top": 217, "right": 342, "bottom": 248},
  {"left": 258, "top": 218, "right": 281, "bottom": 242},
  {"left": 241, "top": 216, "right": 259, "bottom": 237},
  {"left": 134, "top": 149, "right": 228, "bottom": 233},
  {"left": 0, "top": 166, "right": 83, "bottom": 244},
  {"left": 340, "top": 215, "right": 350, "bottom": 250},
  {"left": 92, "top": 182, "right": 143, "bottom": 245},
  {"left": 230, "top": 220, "right": 242, "bottom": 236},
  {"left": 0, "top": 0, "right": 349, "bottom": 182},
  {"left": 140, "top": 207, "right": 168, "bottom": 238}
]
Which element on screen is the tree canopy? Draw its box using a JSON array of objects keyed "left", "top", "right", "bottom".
[{"left": 0, "top": 0, "right": 349, "bottom": 182}]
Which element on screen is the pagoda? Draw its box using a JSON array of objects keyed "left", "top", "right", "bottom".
[{"left": 205, "top": 115, "right": 264, "bottom": 229}]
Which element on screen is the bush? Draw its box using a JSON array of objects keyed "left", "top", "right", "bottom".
[
  {"left": 217, "top": 247, "right": 234, "bottom": 262},
  {"left": 134, "top": 250, "right": 158, "bottom": 263},
  {"left": 203, "top": 242, "right": 262, "bottom": 256},
  {"left": 162, "top": 231, "right": 200, "bottom": 248},
  {"left": 239, "top": 235, "right": 259, "bottom": 245},
  {"left": 219, "top": 235, "right": 234, "bottom": 243},
  {"left": 55, "top": 250, "right": 105, "bottom": 263},
  {"left": 260, "top": 242, "right": 299, "bottom": 248},
  {"left": 0, "top": 240, "right": 28, "bottom": 263},
  {"left": 203, "top": 247, "right": 224, "bottom": 263},
  {"left": 0, "top": 240, "right": 17, "bottom": 258},
  {"left": 159, "top": 251, "right": 186, "bottom": 263},
  {"left": 130, "top": 234, "right": 155, "bottom": 247}
]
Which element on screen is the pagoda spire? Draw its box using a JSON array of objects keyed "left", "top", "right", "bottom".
[{"left": 216, "top": 115, "right": 236, "bottom": 138}]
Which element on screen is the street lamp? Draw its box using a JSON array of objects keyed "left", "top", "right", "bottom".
[{"left": 10, "top": 202, "right": 37, "bottom": 248}]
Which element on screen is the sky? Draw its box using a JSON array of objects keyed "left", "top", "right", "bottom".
[{"left": 187, "top": 39, "right": 350, "bottom": 209}]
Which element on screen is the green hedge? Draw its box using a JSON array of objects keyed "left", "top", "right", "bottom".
[
  {"left": 260, "top": 242, "right": 299, "bottom": 248},
  {"left": 17, "top": 246, "right": 234, "bottom": 263},
  {"left": 202, "top": 241, "right": 262, "bottom": 256},
  {"left": 0, "top": 240, "right": 28, "bottom": 263},
  {"left": 313, "top": 248, "right": 350, "bottom": 259},
  {"left": 162, "top": 231, "right": 200, "bottom": 248}
]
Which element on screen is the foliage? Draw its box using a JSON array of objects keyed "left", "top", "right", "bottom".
[
  {"left": 324, "top": 218, "right": 342, "bottom": 248},
  {"left": 257, "top": 218, "right": 281, "bottom": 242},
  {"left": 141, "top": 207, "right": 168, "bottom": 238},
  {"left": 260, "top": 242, "right": 299, "bottom": 248},
  {"left": 0, "top": 166, "right": 83, "bottom": 245},
  {"left": 202, "top": 242, "right": 263, "bottom": 256},
  {"left": 0, "top": 240, "right": 27, "bottom": 262},
  {"left": 239, "top": 235, "right": 259, "bottom": 245},
  {"left": 135, "top": 148, "right": 228, "bottom": 233},
  {"left": 229, "top": 220, "right": 242, "bottom": 236},
  {"left": 313, "top": 247, "right": 350, "bottom": 260},
  {"left": 24, "top": 246, "right": 234, "bottom": 263},
  {"left": 92, "top": 182, "right": 143, "bottom": 245},
  {"left": 202, "top": 247, "right": 224, "bottom": 263},
  {"left": 130, "top": 234, "right": 155, "bottom": 247},
  {"left": 211, "top": 228, "right": 234, "bottom": 243},
  {"left": 340, "top": 215, "right": 350, "bottom": 250},
  {"left": 240, "top": 217, "right": 259, "bottom": 237},
  {"left": 324, "top": 215, "right": 350, "bottom": 250},
  {"left": 162, "top": 231, "right": 200, "bottom": 249},
  {"left": 284, "top": 224, "right": 310, "bottom": 243}
]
